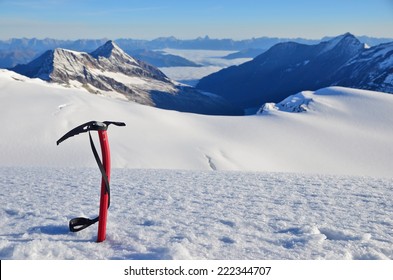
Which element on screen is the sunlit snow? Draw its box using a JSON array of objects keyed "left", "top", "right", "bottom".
[{"left": 0, "top": 69, "right": 392, "bottom": 259}]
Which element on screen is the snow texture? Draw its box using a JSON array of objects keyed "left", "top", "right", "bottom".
[{"left": 1, "top": 167, "right": 392, "bottom": 260}]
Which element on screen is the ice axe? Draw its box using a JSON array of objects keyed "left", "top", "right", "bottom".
[{"left": 57, "top": 121, "right": 126, "bottom": 242}]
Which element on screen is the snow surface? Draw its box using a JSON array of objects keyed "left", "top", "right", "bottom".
[
  {"left": 1, "top": 167, "right": 392, "bottom": 260},
  {"left": 1, "top": 69, "right": 393, "bottom": 259}
]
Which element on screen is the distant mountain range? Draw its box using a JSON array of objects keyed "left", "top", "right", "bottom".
[
  {"left": 4, "top": 33, "right": 393, "bottom": 116},
  {"left": 11, "top": 40, "right": 241, "bottom": 115},
  {"left": 196, "top": 33, "right": 393, "bottom": 111},
  {"left": 1, "top": 35, "right": 391, "bottom": 68}
]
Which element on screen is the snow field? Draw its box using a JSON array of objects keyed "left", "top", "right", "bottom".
[
  {"left": 1, "top": 167, "right": 392, "bottom": 260},
  {"left": 1, "top": 69, "right": 393, "bottom": 178}
]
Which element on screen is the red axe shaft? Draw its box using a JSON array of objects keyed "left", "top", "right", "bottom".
[{"left": 97, "top": 130, "right": 110, "bottom": 242}]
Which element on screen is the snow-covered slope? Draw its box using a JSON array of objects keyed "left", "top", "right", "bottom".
[
  {"left": 1, "top": 69, "right": 392, "bottom": 178},
  {"left": 332, "top": 41, "right": 393, "bottom": 93}
]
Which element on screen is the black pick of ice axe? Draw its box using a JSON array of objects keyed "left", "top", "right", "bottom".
[
  {"left": 57, "top": 120, "right": 125, "bottom": 242},
  {"left": 56, "top": 121, "right": 125, "bottom": 145}
]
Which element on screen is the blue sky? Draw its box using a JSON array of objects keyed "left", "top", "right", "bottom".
[{"left": 0, "top": 0, "right": 392, "bottom": 40}]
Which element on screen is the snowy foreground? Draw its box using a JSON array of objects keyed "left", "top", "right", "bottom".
[
  {"left": 1, "top": 167, "right": 392, "bottom": 260},
  {"left": 1, "top": 69, "right": 393, "bottom": 259}
]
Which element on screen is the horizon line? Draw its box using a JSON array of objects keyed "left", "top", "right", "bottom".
[{"left": 1, "top": 32, "right": 393, "bottom": 42}]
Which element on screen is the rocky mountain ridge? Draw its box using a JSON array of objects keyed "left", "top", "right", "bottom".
[{"left": 11, "top": 41, "right": 241, "bottom": 115}]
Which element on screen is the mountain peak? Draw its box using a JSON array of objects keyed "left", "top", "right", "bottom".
[
  {"left": 90, "top": 40, "right": 126, "bottom": 59},
  {"left": 323, "top": 32, "right": 360, "bottom": 45},
  {"left": 341, "top": 32, "right": 355, "bottom": 38},
  {"left": 197, "top": 33, "right": 368, "bottom": 110},
  {"left": 337, "top": 32, "right": 360, "bottom": 43},
  {"left": 319, "top": 32, "right": 363, "bottom": 55}
]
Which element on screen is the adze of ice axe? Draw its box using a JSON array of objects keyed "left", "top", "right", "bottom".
[{"left": 57, "top": 121, "right": 126, "bottom": 242}]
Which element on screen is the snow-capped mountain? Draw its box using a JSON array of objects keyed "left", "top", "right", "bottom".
[
  {"left": 90, "top": 40, "right": 169, "bottom": 82},
  {"left": 330, "top": 41, "right": 393, "bottom": 93},
  {"left": 1, "top": 35, "right": 391, "bottom": 69},
  {"left": 196, "top": 33, "right": 392, "bottom": 111},
  {"left": 11, "top": 41, "right": 241, "bottom": 115},
  {"left": 12, "top": 41, "right": 169, "bottom": 106}
]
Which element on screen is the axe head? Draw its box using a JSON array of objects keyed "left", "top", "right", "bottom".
[{"left": 57, "top": 121, "right": 126, "bottom": 145}]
